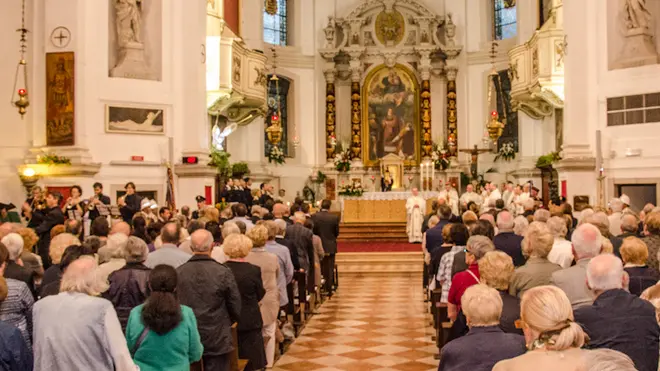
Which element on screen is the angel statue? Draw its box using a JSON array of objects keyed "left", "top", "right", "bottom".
[
  {"left": 212, "top": 122, "right": 237, "bottom": 151},
  {"left": 623, "top": 0, "right": 652, "bottom": 30},
  {"left": 115, "top": 0, "right": 142, "bottom": 46}
]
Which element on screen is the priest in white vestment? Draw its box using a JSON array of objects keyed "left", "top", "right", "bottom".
[
  {"left": 459, "top": 184, "right": 483, "bottom": 210},
  {"left": 483, "top": 183, "right": 502, "bottom": 212},
  {"left": 406, "top": 188, "right": 426, "bottom": 243},
  {"left": 502, "top": 182, "right": 515, "bottom": 209},
  {"left": 438, "top": 183, "right": 459, "bottom": 216},
  {"left": 514, "top": 183, "right": 531, "bottom": 215}
]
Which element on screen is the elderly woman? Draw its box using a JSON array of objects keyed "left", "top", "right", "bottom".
[
  {"left": 509, "top": 222, "right": 562, "bottom": 298},
  {"left": 211, "top": 221, "right": 241, "bottom": 264},
  {"left": 493, "top": 286, "right": 589, "bottom": 371},
  {"left": 0, "top": 243, "right": 34, "bottom": 351},
  {"left": 245, "top": 225, "right": 280, "bottom": 369},
  {"left": 97, "top": 233, "right": 128, "bottom": 281},
  {"left": 16, "top": 227, "right": 43, "bottom": 281},
  {"left": 33, "top": 256, "right": 138, "bottom": 370},
  {"left": 587, "top": 212, "right": 622, "bottom": 257},
  {"left": 422, "top": 215, "right": 439, "bottom": 266},
  {"left": 480, "top": 251, "right": 523, "bottom": 334},
  {"left": 620, "top": 237, "right": 660, "bottom": 296},
  {"left": 125, "top": 265, "right": 203, "bottom": 371},
  {"left": 436, "top": 224, "right": 470, "bottom": 302},
  {"left": 1, "top": 233, "right": 35, "bottom": 294},
  {"left": 40, "top": 244, "right": 95, "bottom": 298},
  {"left": 513, "top": 215, "right": 529, "bottom": 237},
  {"left": 547, "top": 216, "right": 573, "bottom": 268},
  {"left": 40, "top": 233, "right": 80, "bottom": 290},
  {"left": 439, "top": 285, "right": 526, "bottom": 371},
  {"left": 0, "top": 277, "right": 33, "bottom": 370},
  {"left": 447, "top": 235, "right": 495, "bottom": 321},
  {"left": 223, "top": 234, "right": 267, "bottom": 371},
  {"left": 533, "top": 209, "right": 551, "bottom": 223},
  {"left": 103, "top": 236, "right": 151, "bottom": 331}
]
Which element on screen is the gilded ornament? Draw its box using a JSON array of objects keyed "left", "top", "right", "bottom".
[
  {"left": 264, "top": 0, "right": 278, "bottom": 16},
  {"left": 375, "top": 9, "right": 405, "bottom": 45}
]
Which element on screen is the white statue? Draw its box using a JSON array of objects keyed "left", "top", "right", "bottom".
[
  {"left": 212, "top": 122, "right": 237, "bottom": 151},
  {"left": 115, "top": 0, "right": 142, "bottom": 46},
  {"left": 623, "top": 0, "right": 652, "bottom": 30}
]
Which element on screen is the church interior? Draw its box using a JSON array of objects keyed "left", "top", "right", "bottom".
[{"left": 2, "top": 0, "right": 660, "bottom": 370}]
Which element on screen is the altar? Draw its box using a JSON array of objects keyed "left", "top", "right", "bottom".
[{"left": 340, "top": 191, "right": 438, "bottom": 223}]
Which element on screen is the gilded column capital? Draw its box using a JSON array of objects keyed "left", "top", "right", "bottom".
[{"left": 445, "top": 66, "right": 458, "bottom": 81}]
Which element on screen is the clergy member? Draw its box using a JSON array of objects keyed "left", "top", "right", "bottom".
[
  {"left": 438, "top": 182, "right": 459, "bottom": 216},
  {"left": 483, "top": 182, "right": 502, "bottom": 212},
  {"left": 459, "top": 184, "right": 483, "bottom": 210},
  {"left": 514, "top": 183, "right": 531, "bottom": 215},
  {"left": 406, "top": 188, "right": 426, "bottom": 243}
]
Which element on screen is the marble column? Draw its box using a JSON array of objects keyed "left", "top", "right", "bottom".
[
  {"left": 446, "top": 67, "right": 458, "bottom": 156},
  {"left": 419, "top": 51, "right": 433, "bottom": 160},
  {"left": 325, "top": 69, "right": 337, "bottom": 162}
]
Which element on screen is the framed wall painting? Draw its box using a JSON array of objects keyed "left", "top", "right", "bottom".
[
  {"left": 46, "top": 52, "right": 75, "bottom": 146},
  {"left": 105, "top": 104, "right": 165, "bottom": 135}
]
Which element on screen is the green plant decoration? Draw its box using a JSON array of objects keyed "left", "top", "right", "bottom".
[
  {"left": 231, "top": 162, "right": 250, "bottom": 177},
  {"left": 536, "top": 151, "right": 562, "bottom": 168},
  {"left": 209, "top": 149, "right": 232, "bottom": 177},
  {"left": 37, "top": 154, "right": 71, "bottom": 165}
]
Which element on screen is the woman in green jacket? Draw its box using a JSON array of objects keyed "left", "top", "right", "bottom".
[{"left": 125, "top": 264, "right": 203, "bottom": 371}]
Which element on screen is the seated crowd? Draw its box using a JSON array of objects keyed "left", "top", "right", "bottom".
[
  {"left": 0, "top": 189, "right": 339, "bottom": 371},
  {"left": 427, "top": 193, "right": 660, "bottom": 371}
]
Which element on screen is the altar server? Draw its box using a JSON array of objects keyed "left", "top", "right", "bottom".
[
  {"left": 484, "top": 183, "right": 502, "bottom": 212},
  {"left": 514, "top": 183, "right": 531, "bottom": 215},
  {"left": 406, "top": 188, "right": 426, "bottom": 243}
]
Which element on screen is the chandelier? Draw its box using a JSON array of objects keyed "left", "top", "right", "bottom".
[
  {"left": 485, "top": 41, "right": 506, "bottom": 145},
  {"left": 12, "top": 0, "right": 29, "bottom": 118}
]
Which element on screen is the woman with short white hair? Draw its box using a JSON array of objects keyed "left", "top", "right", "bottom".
[
  {"left": 211, "top": 221, "right": 241, "bottom": 264},
  {"left": 438, "top": 284, "right": 525, "bottom": 371},
  {"left": 513, "top": 216, "right": 529, "bottom": 237},
  {"left": 40, "top": 233, "right": 81, "bottom": 292},
  {"left": 102, "top": 236, "right": 151, "bottom": 331},
  {"left": 33, "top": 256, "right": 138, "bottom": 370},
  {"left": 493, "top": 286, "right": 589, "bottom": 371},
  {"left": 0, "top": 233, "right": 35, "bottom": 292},
  {"left": 97, "top": 233, "right": 128, "bottom": 282},
  {"left": 546, "top": 216, "right": 573, "bottom": 268},
  {"left": 509, "top": 222, "right": 562, "bottom": 298}
]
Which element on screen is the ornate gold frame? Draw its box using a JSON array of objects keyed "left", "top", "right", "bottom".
[{"left": 361, "top": 64, "right": 421, "bottom": 167}]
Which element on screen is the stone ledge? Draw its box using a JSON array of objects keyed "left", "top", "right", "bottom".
[
  {"left": 173, "top": 164, "right": 218, "bottom": 178},
  {"left": 17, "top": 163, "right": 101, "bottom": 178},
  {"left": 555, "top": 157, "right": 596, "bottom": 172}
]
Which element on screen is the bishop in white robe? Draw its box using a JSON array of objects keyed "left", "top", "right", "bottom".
[
  {"left": 406, "top": 188, "right": 426, "bottom": 243},
  {"left": 459, "top": 184, "right": 483, "bottom": 210}
]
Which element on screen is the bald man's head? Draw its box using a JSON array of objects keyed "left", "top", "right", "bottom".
[
  {"left": 273, "top": 203, "right": 287, "bottom": 218},
  {"left": 572, "top": 223, "right": 603, "bottom": 260},
  {"left": 161, "top": 222, "right": 181, "bottom": 244},
  {"left": 110, "top": 221, "right": 130, "bottom": 237},
  {"left": 191, "top": 229, "right": 213, "bottom": 253},
  {"left": 621, "top": 214, "right": 639, "bottom": 234},
  {"left": 496, "top": 211, "right": 514, "bottom": 231}
]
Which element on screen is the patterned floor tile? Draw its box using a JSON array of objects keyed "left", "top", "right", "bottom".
[{"left": 274, "top": 275, "right": 439, "bottom": 370}]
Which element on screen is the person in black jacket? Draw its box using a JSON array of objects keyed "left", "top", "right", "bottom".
[
  {"left": 223, "top": 234, "right": 267, "bottom": 371},
  {"left": 575, "top": 254, "right": 660, "bottom": 371},
  {"left": 119, "top": 182, "right": 142, "bottom": 225},
  {"left": 493, "top": 211, "right": 526, "bottom": 267},
  {"left": 274, "top": 219, "right": 299, "bottom": 271},
  {"left": 103, "top": 236, "right": 151, "bottom": 331},
  {"left": 35, "top": 191, "right": 65, "bottom": 269},
  {"left": 87, "top": 183, "right": 112, "bottom": 222},
  {"left": 177, "top": 230, "right": 241, "bottom": 371},
  {"left": 258, "top": 183, "right": 274, "bottom": 206},
  {"left": 311, "top": 200, "right": 340, "bottom": 294},
  {"left": 0, "top": 314, "right": 33, "bottom": 371},
  {"left": 286, "top": 212, "right": 315, "bottom": 290}
]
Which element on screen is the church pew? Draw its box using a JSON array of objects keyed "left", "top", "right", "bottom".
[{"left": 292, "top": 271, "right": 308, "bottom": 335}]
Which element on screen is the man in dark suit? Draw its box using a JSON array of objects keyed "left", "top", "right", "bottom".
[
  {"left": 312, "top": 200, "right": 340, "bottom": 295},
  {"left": 35, "top": 191, "right": 65, "bottom": 269},
  {"left": 87, "top": 182, "right": 112, "bottom": 221},
  {"left": 118, "top": 182, "right": 142, "bottom": 225},
  {"left": 286, "top": 212, "right": 315, "bottom": 293},
  {"left": 493, "top": 211, "right": 526, "bottom": 267},
  {"left": 575, "top": 254, "right": 660, "bottom": 371},
  {"left": 1, "top": 233, "right": 36, "bottom": 297},
  {"left": 425, "top": 205, "right": 452, "bottom": 255},
  {"left": 259, "top": 183, "right": 274, "bottom": 206},
  {"left": 242, "top": 178, "right": 253, "bottom": 208}
]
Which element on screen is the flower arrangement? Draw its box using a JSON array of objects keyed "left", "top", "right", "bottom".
[
  {"left": 267, "top": 146, "right": 285, "bottom": 165},
  {"left": 37, "top": 154, "right": 71, "bottom": 165},
  {"left": 338, "top": 181, "right": 364, "bottom": 197},
  {"left": 431, "top": 143, "right": 451, "bottom": 170},
  {"left": 494, "top": 142, "right": 516, "bottom": 162},
  {"left": 333, "top": 143, "right": 351, "bottom": 172}
]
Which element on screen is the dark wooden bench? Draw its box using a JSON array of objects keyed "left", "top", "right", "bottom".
[{"left": 430, "top": 288, "right": 452, "bottom": 360}]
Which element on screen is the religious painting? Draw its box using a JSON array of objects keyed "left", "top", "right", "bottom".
[
  {"left": 494, "top": 69, "right": 519, "bottom": 152},
  {"left": 362, "top": 64, "right": 419, "bottom": 167},
  {"left": 46, "top": 52, "right": 75, "bottom": 146},
  {"left": 105, "top": 104, "right": 165, "bottom": 135},
  {"left": 375, "top": 9, "right": 405, "bottom": 45},
  {"left": 325, "top": 178, "right": 336, "bottom": 201}
]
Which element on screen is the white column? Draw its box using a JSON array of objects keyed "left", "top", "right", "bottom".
[{"left": 555, "top": 0, "right": 597, "bottom": 205}]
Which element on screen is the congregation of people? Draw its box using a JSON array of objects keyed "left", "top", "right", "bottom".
[
  {"left": 0, "top": 179, "right": 340, "bottom": 371},
  {"left": 418, "top": 181, "right": 660, "bottom": 370}
]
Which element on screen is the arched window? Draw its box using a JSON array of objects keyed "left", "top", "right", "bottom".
[
  {"left": 263, "top": 0, "right": 288, "bottom": 46},
  {"left": 494, "top": 0, "right": 517, "bottom": 40},
  {"left": 264, "top": 75, "right": 290, "bottom": 157}
]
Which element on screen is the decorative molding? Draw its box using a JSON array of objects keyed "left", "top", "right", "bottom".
[
  {"left": 174, "top": 164, "right": 218, "bottom": 178},
  {"left": 263, "top": 47, "right": 315, "bottom": 69},
  {"left": 17, "top": 163, "right": 101, "bottom": 178}
]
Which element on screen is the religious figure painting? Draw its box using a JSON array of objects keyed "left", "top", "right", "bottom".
[
  {"left": 46, "top": 52, "right": 75, "bottom": 146},
  {"left": 106, "top": 104, "right": 165, "bottom": 135},
  {"left": 363, "top": 65, "right": 419, "bottom": 166}
]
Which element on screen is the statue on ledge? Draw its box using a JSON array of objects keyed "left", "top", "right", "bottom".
[
  {"left": 381, "top": 170, "right": 393, "bottom": 192},
  {"left": 623, "top": 0, "right": 652, "bottom": 30}
]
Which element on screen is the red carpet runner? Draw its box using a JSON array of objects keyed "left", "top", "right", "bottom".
[{"left": 337, "top": 241, "right": 421, "bottom": 253}]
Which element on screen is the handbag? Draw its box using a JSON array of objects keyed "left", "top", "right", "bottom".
[{"left": 130, "top": 327, "right": 150, "bottom": 357}]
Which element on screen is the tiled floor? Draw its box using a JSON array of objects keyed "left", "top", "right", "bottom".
[{"left": 274, "top": 275, "right": 438, "bottom": 371}]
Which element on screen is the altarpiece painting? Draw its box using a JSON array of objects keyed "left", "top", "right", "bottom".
[
  {"left": 46, "top": 52, "right": 75, "bottom": 146},
  {"left": 363, "top": 64, "right": 419, "bottom": 166}
]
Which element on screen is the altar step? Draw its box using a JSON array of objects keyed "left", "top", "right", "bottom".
[
  {"left": 338, "top": 222, "right": 408, "bottom": 242},
  {"left": 336, "top": 252, "right": 423, "bottom": 277}
]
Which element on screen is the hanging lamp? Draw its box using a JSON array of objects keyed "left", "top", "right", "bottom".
[{"left": 12, "top": 0, "right": 29, "bottom": 118}]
